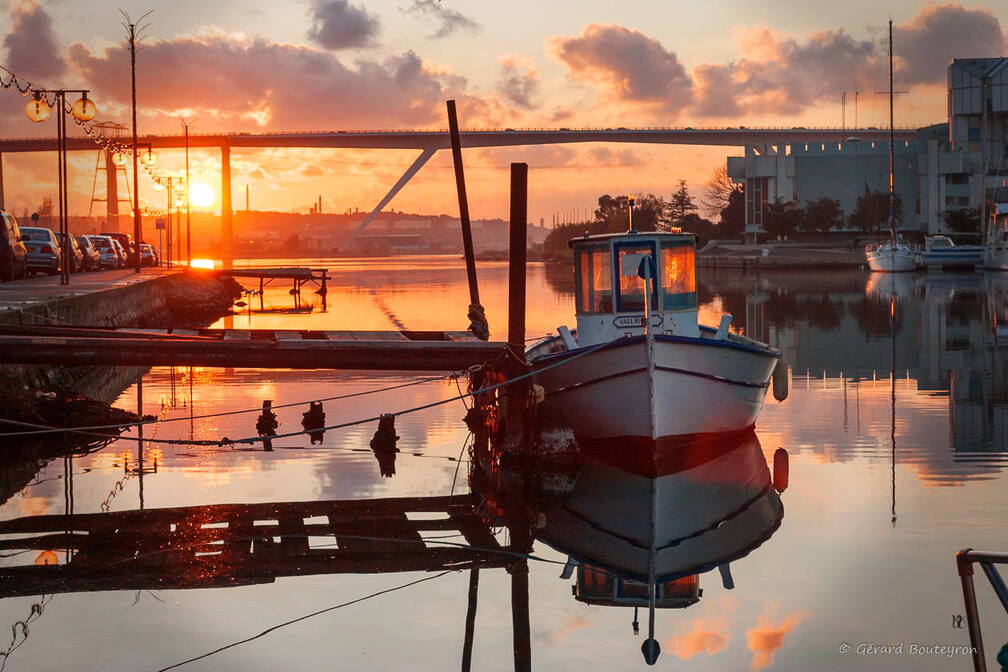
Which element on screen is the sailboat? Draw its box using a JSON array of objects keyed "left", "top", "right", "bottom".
[
  {"left": 526, "top": 208, "right": 780, "bottom": 460},
  {"left": 982, "top": 203, "right": 1008, "bottom": 271},
  {"left": 865, "top": 20, "right": 917, "bottom": 273}
]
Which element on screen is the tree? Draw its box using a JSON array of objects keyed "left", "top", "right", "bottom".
[
  {"left": 801, "top": 197, "right": 843, "bottom": 239},
  {"left": 762, "top": 198, "right": 802, "bottom": 239},
  {"left": 666, "top": 180, "right": 698, "bottom": 228},
  {"left": 718, "top": 187, "right": 745, "bottom": 238},
  {"left": 593, "top": 193, "right": 666, "bottom": 233},
  {"left": 849, "top": 187, "right": 902, "bottom": 235},
  {"left": 944, "top": 207, "right": 980, "bottom": 234},
  {"left": 702, "top": 166, "right": 743, "bottom": 218}
]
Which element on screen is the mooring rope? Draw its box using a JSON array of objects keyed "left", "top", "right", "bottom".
[{"left": 0, "top": 340, "right": 609, "bottom": 447}]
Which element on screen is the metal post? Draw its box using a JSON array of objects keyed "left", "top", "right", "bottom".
[
  {"left": 105, "top": 149, "right": 119, "bottom": 230},
  {"left": 957, "top": 550, "right": 987, "bottom": 672},
  {"left": 166, "top": 177, "right": 172, "bottom": 268},
  {"left": 0, "top": 151, "right": 5, "bottom": 211},
  {"left": 461, "top": 567, "right": 480, "bottom": 672},
  {"left": 508, "top": 163, "right": 528, "bottom": 351},
  {"left": 183, "top": 121, "right": 191, "bottom": 265},
  {"left": 128, "top": 22, "right": 141, "bottom": 273},
  {"left": 446, "top": 100, "right": 480, "bottom": 306},
  {"left": 57, "top": 92, "right": 69, "bottom": 285},
  {"left": 221, "top": 141, "right": 233, "bottom": 269}
]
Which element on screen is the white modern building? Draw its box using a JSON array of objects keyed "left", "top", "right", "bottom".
[{"left": 728, "top": 57, "right": 1008, "bottom": 243}]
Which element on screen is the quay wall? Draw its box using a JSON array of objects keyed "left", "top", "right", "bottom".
[{"left": 0, "top": 271, "right": 241, "bottom": 395}]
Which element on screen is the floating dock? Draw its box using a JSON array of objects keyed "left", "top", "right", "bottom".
[{"left": 0, "top": 324, "right": 505, "bottom": 371}]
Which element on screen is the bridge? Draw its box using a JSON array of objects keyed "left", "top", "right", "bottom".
[{"left": 0, "top": 126, "right": 919, "bottom": 262}]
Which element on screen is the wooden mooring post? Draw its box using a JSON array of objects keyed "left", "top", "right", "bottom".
[{"left": 505, "top": 163, "right": 530, "bottom": 452}]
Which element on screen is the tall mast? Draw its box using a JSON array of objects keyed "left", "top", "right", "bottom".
[{"left": 888, "top": 19, "right": 896, "bottom": 240}]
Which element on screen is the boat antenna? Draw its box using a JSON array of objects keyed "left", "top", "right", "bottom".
[
  {"left": 887, "top": 19, "right": 896, "bottom": 241},
  {"left": 628, "top": 197, "right": 636, "bottom": 233}
]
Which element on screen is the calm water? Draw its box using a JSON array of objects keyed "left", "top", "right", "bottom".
[{"left": 1, "top": 258, "right": 1007, "bottom": 671}]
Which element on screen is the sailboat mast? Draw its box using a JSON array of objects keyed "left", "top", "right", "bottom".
[{"left": 888, "top": 19, "right": 896, "bottom": 240}]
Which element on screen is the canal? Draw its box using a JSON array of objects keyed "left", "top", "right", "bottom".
[{"left": 0, "top": 257, "right": 1006, "bottom": 671}]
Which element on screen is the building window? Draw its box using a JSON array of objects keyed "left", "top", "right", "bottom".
[
  {"left": 959, "top": 196, "right": 969, "bottom": 206},
  {"left": 946, "top": 174, "right": 969, "bottom": 185}
]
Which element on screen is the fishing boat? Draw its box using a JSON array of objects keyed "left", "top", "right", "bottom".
[
  {"left": 864, "top": 21, "right": 916, "bottom": 273},
  {"left": 982, "top": 203, "right": 1008, "bottom": 271},
  {"left": 526, "top": 222, "right": 780, "bottom": 458},
  {"left": 917, "top": 235, "right": 986, "bottom": 270}
]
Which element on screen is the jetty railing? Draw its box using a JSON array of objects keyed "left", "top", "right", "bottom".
[{"left": 956, "top": 549, "right": 1008, "bottom": 671}]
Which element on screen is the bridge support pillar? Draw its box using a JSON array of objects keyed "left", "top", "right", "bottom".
[
  {"left": 105, "top": 150, "right": 119, "bottom": 230},
  {"left": 221, "top": 142, "right": 233, "bottom": 268},
  {"left": 340, "top": 147, "right": 436, "bottom": 252}
]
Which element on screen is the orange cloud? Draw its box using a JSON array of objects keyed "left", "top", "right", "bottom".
[
  {"left": 667, "top": 616, "right": 730, "bottom": 660},
  {"left": 746, "top": 606, "right": 809, "bottom": 670}
]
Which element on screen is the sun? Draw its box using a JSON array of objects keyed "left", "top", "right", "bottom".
[{"left": 189, "top": 182, "right": 216, "bottom": 208}]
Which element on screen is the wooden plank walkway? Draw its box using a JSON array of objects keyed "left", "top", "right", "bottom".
[
  {"left": 0, "top": 325, "right": 504, "bottom": 370},
  {"left": 0, "top": 494, "right": 509, "bottom": 598}
]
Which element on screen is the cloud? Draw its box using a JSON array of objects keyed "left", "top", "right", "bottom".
[
  {"left": 548, "top": 4, "right": 1006, "bottom": 120},
  {"left": 2, "top": 0, "right": 65, "bottom": 80},
  {"left": 403, "top": 0, "right": 481, "bottom": 39},
  {"left": 548, "top": 23, "right": 692, "bottom": 113},
  {"left": 667, "top": 616, "right": 730, "bottom": 660},
  {"left": 894, "top": 2, "right": 1006, "bottom": 84},
  {"left": 746, "top": 607, "right": 809, "bottom": 671},
  {"left": 306, "top": 0, "right": 380, "bottom": 50},
  {"left": 66, "top": 33, "right": 474, "bottom": 131},
  {"left": 587, "top": 147, "right": 641, "bottom": 167},
  {"left": 496, "top": 56, "right": 540, "bottom": 110},
  {"left": 300, "top": 163, "right": 327, "bottom": 177}
]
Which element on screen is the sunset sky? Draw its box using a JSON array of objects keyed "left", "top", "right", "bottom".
[{"left": 1, "top": 0, "right": 1007, "bottom": 222}]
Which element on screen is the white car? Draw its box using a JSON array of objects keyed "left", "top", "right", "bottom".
[{"left": 84, "top": 235, "right": 121, "bottom": 269}]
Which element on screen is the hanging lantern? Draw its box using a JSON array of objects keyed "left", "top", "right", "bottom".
[
  {"left": 173, "top": 180, "right": 186, "bottom": 194},
  {"left": 142, "top": 148, "right": 157, "bottom": 166},
  {"left": 153, "top": 180, "right": 165, "bottom": 192},
  {"left": 25, "top": 92, "right": 51, "bottom": 123},
  {"left": 112, "top": 151, "right": 128, "bottom": 167},
  {"left": 71, "top": 94, "right": 97, "bottom": 121}
]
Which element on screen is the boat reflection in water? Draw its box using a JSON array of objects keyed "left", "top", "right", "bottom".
[{"left": 476, "top": 427, "right": 789, "bottom": 665}]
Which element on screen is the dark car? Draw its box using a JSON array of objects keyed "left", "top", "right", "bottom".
[
  {"left": 20, "top": 226, "right": 61, "bottom": 276},
  {"left": 0, "top": 211, "right": 28, "bottom": 281},
  {"left": 76, "top": 235, "right": 100, "bottom": 271},
  {"left": 58, "top": 232, "right": 85, "bottom": 273},
  {"left": 138, "top": 243, "right": 159, "bottom": 267},
  {"left": 100, "top": 231, "right": 136, "bottom": 265}
]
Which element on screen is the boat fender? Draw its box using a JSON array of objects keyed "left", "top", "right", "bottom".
[
  {"left": 557, "top": 325, "right": 577, "bottom": 350},
  {"left": 715, "top": 314, "right": 732, "bottom": 340},
  {"left": 773, "top": 448, "right": 789, "bottom": 493},
  {"left": 772, "top": 360, "right": 789, "bottom": 402},
  {"left": 531, "top": 384, "right": 546, "bottom": 404}
]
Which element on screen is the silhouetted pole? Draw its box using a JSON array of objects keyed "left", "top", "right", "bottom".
[
  {"left": 446, "top": 100, "right": 487, "bottom": 339},
  {"left": 222, "top": 141, "right": 233, "bottom": 269},
  {"left": 511, "top": 560, "right": 531, "bottom": 672},
  {"left": 127, "top": 19, "right": 141, "bottom": 273},
  {"left": 182, "top": 119, "right": 191, "bottom": 264},
  {"left": 461, "top": 567, "right": 480, "bottom": 672},
  {"left": 508, "top": 163, "right": 527, "bottom": 351}
]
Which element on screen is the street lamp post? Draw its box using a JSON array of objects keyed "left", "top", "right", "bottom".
[
  {"left": 154, "top": 176, "right": 173, "bottom": 267},
  {"left": 181, "top": 118, "right": 192, "bottom": 265},
  {"left": 25, "top": 89, "right": 97, "bottom": 286}
]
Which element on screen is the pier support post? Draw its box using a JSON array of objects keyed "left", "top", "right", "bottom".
[
  {"left": 221, "top": 142, "right": 233, "bottom": 269},
  {"left": 461, "top": 566, "right": 480, "bottom": 672}
]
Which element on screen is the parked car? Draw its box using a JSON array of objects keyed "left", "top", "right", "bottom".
[
  {"left": 0, "top": 211, "right": 28, "bottom": 281},
  {"left": 110, "top": 239, "right": 128, "bottom": 268},
  {"left": 76, "top": 235, "right": 101, "bottom": 271},
  {"left": 100, "top": 232, "right": 135, "bottom": 265},
  {"left": 20, "top": 226, "right": 61, "bottom": 276},
  {"left": 138, "top": 243, "right": 158, "bottom": 267},
  {"left": 57, "top": 232, "right": 84, "bottom": 273},
  {"left": 84, "top": 235, "right": 120, "bottom": 269}
]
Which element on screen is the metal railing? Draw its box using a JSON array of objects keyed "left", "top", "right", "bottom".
[{"left": 956, "top": 549, "right": 1008, "bottom": 671}]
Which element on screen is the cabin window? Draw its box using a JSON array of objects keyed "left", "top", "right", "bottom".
[
  {"left": 660, "top": 242, "right": 697, "bottom": 310},
  {"left": 575, "top": 244, "right": 612, "bottom": 314},
  {"left": 615, "top": 242, "right": 658, "bottom": 313}
]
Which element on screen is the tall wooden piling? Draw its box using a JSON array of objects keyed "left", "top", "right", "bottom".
[
  {"left": 461, "top": 566, "right": 480, "bottom": 672},
  {"left": 446, "top": 100, "right": 480, "bottom": 307},
  {"left": 508, "top": 163, "right": 528, "bottom": 351}
]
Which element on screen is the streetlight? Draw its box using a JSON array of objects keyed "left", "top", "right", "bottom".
[{"left": 25, "top": 89, "right": 97, "bottom": 286}]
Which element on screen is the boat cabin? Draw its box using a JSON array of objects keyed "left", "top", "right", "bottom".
[
  {"left": 573, "top": 565, "right": 701, "bottom": 608},
  {"left": 571, "top": 231, "right": 698, "bottom": 346}
]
